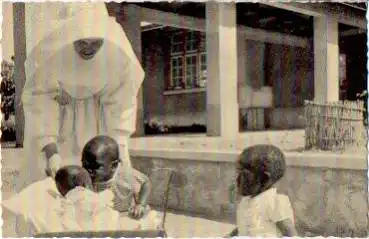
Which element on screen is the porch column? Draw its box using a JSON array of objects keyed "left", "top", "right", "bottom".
[
  {"left": 314, "top": 15, "right": 339, "bottom": 102},
  {"left": 117, "top": 4, "right": 145, "bottom": 137},
  {"left": 13, "top": 3, "right": 26, "bottom": 147},
  {"left": 205, "top": 2, "right": 239, "bottom": 138}
]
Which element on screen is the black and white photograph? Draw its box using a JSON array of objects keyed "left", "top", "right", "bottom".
[{"left": 1, "top": 1, "right": 368, "bottom": 237}]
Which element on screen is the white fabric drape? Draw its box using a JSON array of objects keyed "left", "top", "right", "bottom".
[{"left": 2, "top": 178, "right": 160, "bottom": 235}]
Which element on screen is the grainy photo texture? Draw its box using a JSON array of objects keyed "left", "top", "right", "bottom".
[{"left": 1, "top": 1, "right": 368, "bottom": 238}]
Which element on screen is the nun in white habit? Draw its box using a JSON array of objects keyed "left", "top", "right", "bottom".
[
  {"left": 17, "top": 2, "right": 150, "bottom": 216},
  {"left": 20, "top": 3, "right": 134, "bottom": 182}
]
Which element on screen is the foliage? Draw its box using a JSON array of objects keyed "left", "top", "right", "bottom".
[
  {"left": 144, "top": 118, "right": 206, "bottom": 135},
  {"left": 1, "top": 58, "right": 16, "bottom": 135}
]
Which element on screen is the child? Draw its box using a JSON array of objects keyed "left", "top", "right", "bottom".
[
  {"left": 227, "top": 144, "right": 298, "bottom": 237},
  {"left": 81, "top": 135, "right": 161, "bottom": 230},
  {"left": 81, "top": 135, "right": 151, "bottom": 219}
]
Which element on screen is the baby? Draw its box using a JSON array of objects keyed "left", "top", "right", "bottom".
[
  {"left": 55, "top": 165, "right": 154, "bottom": 232},
  {"left": 227, "top": 144, "right": 298, "bottom": 237},
  {"left": 55, "top": 165, "right": 125, "bottom": 231},
  {"left": 55, "top": 165, "right": 93, "bottom": 196}
]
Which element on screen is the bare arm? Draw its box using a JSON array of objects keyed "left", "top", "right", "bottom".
[
  {"left": 276, "top": 219, "right": 299, "bottom": 237},
  {"left": 132, "top": 168, "right": 151, "bottom": 207}
]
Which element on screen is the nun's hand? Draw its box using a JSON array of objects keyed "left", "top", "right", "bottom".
[
  {"left": 45, "top": 154, "right": 62, "bottom": 178},
  {"left": 54, "top": 90, "right": 72, "bottom": 106}
]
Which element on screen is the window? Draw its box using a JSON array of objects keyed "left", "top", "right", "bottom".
[
  {"left": 186, "top": 54, "right": 197, "bottom": 87},
  {"left": 167, "top": 30, "right": 207, "bottom": 91},
  {"left": 171, "top": 32, "right": 184, "bottom": 55},
  {"left": 171, "top": 56, "right": 184, "bottom": 88},
  {"left": 186, "top": 31, "right": 197, "bottom": 52}
]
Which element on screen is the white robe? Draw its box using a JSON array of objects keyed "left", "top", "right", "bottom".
[{"left": 19, "top": 2, "right": 144, "bottom": 191}]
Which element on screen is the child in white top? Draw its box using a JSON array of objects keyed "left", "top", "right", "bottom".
[
  {"left": 227, "top": 144, "right": 298, "bottom": 237},
  {"left": 81, "top": 135, "right": 151, "bottom": 218}
]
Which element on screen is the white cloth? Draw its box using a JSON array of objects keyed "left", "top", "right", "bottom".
[
  {"left": 2, "top": 178, "right": 161, "bottom": 236},
  {"left": 61, "top": 187, "right": 119, "bottom": 231},
  {"left": 236, "top": 188, "right": 295, "bottom": 237},
  {"left": 59, "top": 187, "right": 146, "bottom": 232},
  {"left": 19, "top": 2, "right": 144, "bottom": 190},
  {"left": 2, "top": 178, "right": 65, "bottom": 235}
]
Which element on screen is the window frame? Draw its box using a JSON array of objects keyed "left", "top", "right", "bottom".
[
  {"left": 185, "top": 53, "right": 198, "bottom": 88},
  {"left": 169, "top": 55, "right": 185, "bottom": 89},
  {"left": 167, "top": 30, "right": 207, "bottom": 91}
]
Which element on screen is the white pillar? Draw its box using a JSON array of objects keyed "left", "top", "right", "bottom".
[
  {"left": 206, "top": 2, "right": 239, "bottom": 138},
  {"left": 314, "top": 15, "right": 339, "bottom": 102},
  {"left": 117, "top": 4, "right": 145, "bottom": 137}
]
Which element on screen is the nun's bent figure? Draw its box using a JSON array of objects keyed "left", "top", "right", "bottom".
[{"left": 20, "top": 3, "right": 148, "bottom": 217}]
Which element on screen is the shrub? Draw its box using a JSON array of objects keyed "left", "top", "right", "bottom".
[
  {"left": 1, "top": 58, "right": 16, "bottom": 141},
  {"left": 1, "top": 59, "right": 15, "bottom": 120}
]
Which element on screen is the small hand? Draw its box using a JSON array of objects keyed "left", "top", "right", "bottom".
[
  {"left": 45, "top": 154, "right": 62, "bottom": 178},
  {"left": 226, "top": 228, "right": 239, "bottom": 238},
  {"left": 128, "top": 204, "right": 146, "bottom": 219}
]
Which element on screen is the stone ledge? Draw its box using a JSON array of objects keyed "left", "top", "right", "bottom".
[{"left": 129, "top": 148, "right": 368, "bottom": 170}]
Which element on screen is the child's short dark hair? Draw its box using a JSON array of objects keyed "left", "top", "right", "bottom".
[
  {"left": 238, "top": 144, "right": 286, "bottom": 186},
  {"left": 82, "top": 135, "right": 120, "bottom": 166},
  {"left": 55, "top": 165, "right": 93, "bottom": 196},
  {"left": 81, "top": 135, "right": 121, "bottom": 183}
]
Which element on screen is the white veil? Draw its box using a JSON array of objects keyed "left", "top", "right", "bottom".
[{"left": 22, "top": 2, "right": 143, "bottom": 100}]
